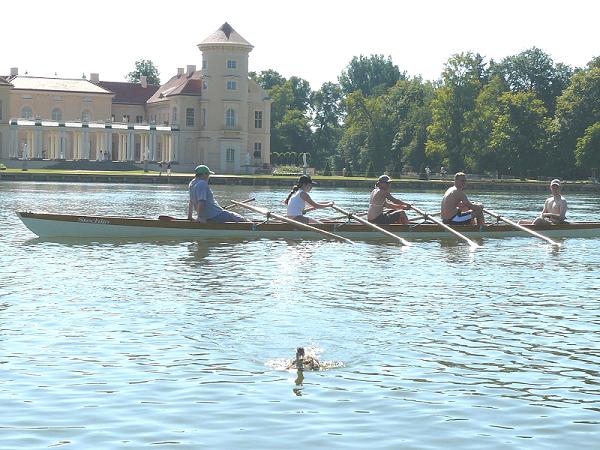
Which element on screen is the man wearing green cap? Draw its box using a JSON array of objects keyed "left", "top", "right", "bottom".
[{"left": 188, "top": 165, "right": 249, "bottom": 223}]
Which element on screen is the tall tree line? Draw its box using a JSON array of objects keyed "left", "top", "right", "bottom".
[{"left": 251, "top": 49, "right": 600, "bottom": 178}]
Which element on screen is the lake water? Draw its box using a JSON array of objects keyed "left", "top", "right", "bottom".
[{"left": 1, "top": 181, "right": 599, "bottom": 449}]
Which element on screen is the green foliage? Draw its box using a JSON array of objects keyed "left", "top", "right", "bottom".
[
  {"left": 554, "top": 67, "right": 600, "bottom": 176},
  {"left": 575, "top": 122, "right": 600, "bottom": 169},
  {"left": 365, "top": 161, "right": 376, "bottom": 178},
  {"left": 272, "top": 165, "right": 303, "bottom": 175},
  {"left": 311, "top": 82, "right": 344, "bottom": 168},
  {"left": 490, "top": 47, "right": 572, "bottom": 114},
  {"left": 339, "top": 54, "right": 406, "bottom": 97},
  {"left": 127, "top": 59, "right": 160, "bottom": 85},
  {"left": 323, "top": 160, "right": 332, "bottom": 176},
  {"left": 390, "top": 161, "right": 402, "bottom": 179}
]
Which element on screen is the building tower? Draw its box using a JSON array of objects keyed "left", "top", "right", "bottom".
[{"left": 198, "top": 22, "right": 254, "bottom": 173}]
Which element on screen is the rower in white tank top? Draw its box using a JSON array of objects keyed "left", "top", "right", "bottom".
[{"left": 284, "top": 175, "right": 334, "bottom": 224}]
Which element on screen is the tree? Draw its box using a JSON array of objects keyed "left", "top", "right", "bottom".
[
  {"left": 249, "top": 69, "right": 286, "bottom": 90},
  {"left": 575, "top": 122, "right": 600, "bottom": 170},
  {"left": 487, "top": 92, "right": 549, "bottom": 179},
  {"left": 311, "top": 82, "right": 344, "bottom": 168},
  {"left": 365, "top": 161, "right": 376, "bottom": 178},
  {"left": 553, "top": 67, "right": 600, "bottom": 176},
  {"left": 339, "top": 54, "right": 406, "bottom": 97},
  {"left": 490, "top": 47, "right": 571, "bottom": 114},
  {"left": 273, "top": 110, "right": 313, "bottom": 154},
  {"left": 127, "top": 59, "right": 160, "bottom": 85},
  {"left": 426, "top": 53, "right": 486, "bottom": 172}
]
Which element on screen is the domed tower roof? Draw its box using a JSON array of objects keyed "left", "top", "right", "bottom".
[{"left": 198, "top": 22, "right": 253, "bottom": 51}]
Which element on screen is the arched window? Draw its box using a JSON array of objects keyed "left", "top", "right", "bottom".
[
  {"left": 172, "top": 107, "right": 177, "bottom": 124},
  {"left": 225, "top": 109, "right": 236, "bottom": 128},
  {"left": 21, "top": 106, "right": 33, "bottom": 119},
  {"left": 81, "top": 110, "right": 91, "bottom": 122},
  {"left": 52, "top": 108, "right": 63, "bottom": 121}
]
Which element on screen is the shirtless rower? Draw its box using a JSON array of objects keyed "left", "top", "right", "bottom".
[
  {"left": 441, "top": 172, "right": 485, "bottom": 226},
  {"left": 532, "top": 179, "right": 568, "bottom": 226}
]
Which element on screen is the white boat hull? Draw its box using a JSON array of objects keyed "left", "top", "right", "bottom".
[{"left": 16, "top": 212, "right": 600, "bottom": 241}]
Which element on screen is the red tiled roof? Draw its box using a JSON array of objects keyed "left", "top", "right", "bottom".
[
  {"left": 97, "top": 81, "right": 160, "bottom": 105},
  {"left": 147, "top": 71, "right": 202, "bottom": 104}
]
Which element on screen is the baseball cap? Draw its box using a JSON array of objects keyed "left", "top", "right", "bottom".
[
  {"left": 195, "top": 165, "right": 214, "bottom": 175},
  {"left": 550, "top": 178, "right": 561, "bottom": 187},
  {"left": 378, "top": 175, "right": 392, "bottom": 183},
  {"left": 298, "top": 174, "right": 318, "bottom": 185}
]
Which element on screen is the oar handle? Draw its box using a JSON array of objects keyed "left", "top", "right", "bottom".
[
  {"left": 224, "top": 197, "right": 255, "bottom": 210},
  {"left": 410, "top": 205, "right": 480, "bottom": 249},
  {"left": 329, "top": 204, "right": 411, "bottom": 246}
]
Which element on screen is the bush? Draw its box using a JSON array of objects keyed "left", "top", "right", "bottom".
[
  {"left": 365, "top": 161, "right": 375, "bottom": 178},
  {"left": 390, "top": 161, "right": 402, "bottom": 179},
  {"left": 272, "top": 165, "right": 303, "bottom": 175}
]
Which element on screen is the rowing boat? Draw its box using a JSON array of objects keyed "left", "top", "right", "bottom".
[{"left": 16, "top": 211, "right": 600, "bottom": 240}]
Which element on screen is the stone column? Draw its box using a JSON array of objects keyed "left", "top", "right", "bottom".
[
  {"left": 127, "top": 131, "right": 134, "bottom": 161},
  {"left": 172, "top": 131, "right": 179, "bottom": 162},
  {"left": 150, "top": 128, "right": 157, "bottom": 161},
  {"left": 82, "top": 126, "right": 90, "bottom": 159},
  {"left": 9, "top": 122, "right": 18, "bottom": 158},
  {"left": 106, "top": 129, "right": 113, "bottom": 161},
  {"left": 59, "top": 127, "right": 66, "bottom": 159}
]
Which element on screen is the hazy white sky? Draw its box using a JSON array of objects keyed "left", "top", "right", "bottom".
[{"left": 4, "top": 0, "right": 598, "bottom": 89}]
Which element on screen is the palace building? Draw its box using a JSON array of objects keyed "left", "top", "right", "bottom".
[{"left": 0, "top": 23, "right": 271, "bottom": 173}]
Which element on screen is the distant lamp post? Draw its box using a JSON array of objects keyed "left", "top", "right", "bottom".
[{"left": 302, "top": 152, "right": 308, "bottom": 175}]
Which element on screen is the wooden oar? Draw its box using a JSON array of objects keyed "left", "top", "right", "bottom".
[
  {"left": 410, "top": 205, "right": 480, "bottom": 249},
  {"left": 224, "top": 197, "right": 255, "bottom": 210},
  {"left": 483, "top": 208, "right": 561, "bottom": 247},
  {"left": 231, "top": 201, "right": 354, "bottom": 244},
  {"left": 329, "top": 205, "right": 410, "bottom": 246}
]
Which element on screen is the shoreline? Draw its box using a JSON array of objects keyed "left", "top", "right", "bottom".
[{"left": 1, "top": 170, "right": 599, "bottom": 193}]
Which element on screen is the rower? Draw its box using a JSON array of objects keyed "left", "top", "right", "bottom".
[
  {"left": 441, "top": 172, "right": 485, "bottom": 226},
  {"left": 367, "top": 175, "right": 412, "bottom": 224},
  {"left": 188, "top": 165, "right": 250, "bottom": 223},
  {"left": 531, "top": 179, "right": 568, "bottom": 226},
  {"left": 284, "top": 175, "right": 333, "bottom": 224}
]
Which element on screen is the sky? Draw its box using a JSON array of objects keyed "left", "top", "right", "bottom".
[{"left": 3, "top": 0, "right": 598, "bottom": 89}]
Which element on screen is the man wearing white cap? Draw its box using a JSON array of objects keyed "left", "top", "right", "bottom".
[{"left": 533, "top": 179, "right": 568, "bottom": 226}]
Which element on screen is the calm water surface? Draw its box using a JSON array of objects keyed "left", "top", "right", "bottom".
[{"left": 1, "top": 181, "right": 599, "bottom": 449}]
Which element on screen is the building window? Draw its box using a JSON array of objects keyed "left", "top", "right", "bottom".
[
  {"left": 122, "top": 114, "right": 129, "bottom": 123},
  {"left": 201, "top": 108, "right": 206, "bottom": 128},
  {"left": 52, "top": 108, "right": 63, "bottom": 121},
  {"left": 136, "top": 115, "right": 144, "bottom": 123},
  {"left": 111, "top": 114, "right": 115, "bottom": 121},
  {"left": 226, "top": 80, "right": 237, "bottom": 90},
  {"left": 202, "top": 60, "right": 207, "bottom": 69},
  {"left": 253, "top": 142, "right": 262, "bottom": 159},
  {"left": 21, "top": 106, "right": 33, "bottom": 119},
  {"left": 172, "top": 107, "right": 177, "bottom": 124},
  {"left": 227, "top": 60, "right": 237, "bottom": 70},
  {"left": 254, "top": 111, "right": 263, "bottom": 129},
  {"left": 226, "top": 148, "right": 235, "bottom": 163},
  {"left": 225, "top": 109, "right": 236, "bottom": 128},
  {"left": 186, "top": 108, "right": 195, "bottom": 127}
]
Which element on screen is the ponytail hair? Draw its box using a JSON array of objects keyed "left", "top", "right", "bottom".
[{"left": 284, "top": 184, "right": 300, "bottom": 205}]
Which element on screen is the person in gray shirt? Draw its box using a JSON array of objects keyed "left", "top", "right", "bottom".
[{"left": 188, "top": 165, "right": 249, "bottom": 223}]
